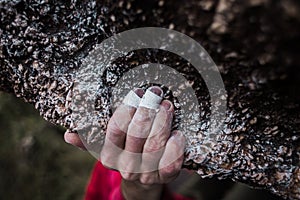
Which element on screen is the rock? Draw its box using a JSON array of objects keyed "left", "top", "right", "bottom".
[{"left": 0, "top": 0, "right": 299, "bottom": 199}]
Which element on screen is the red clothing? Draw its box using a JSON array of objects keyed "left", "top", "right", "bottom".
[{"left": 85, "top": 162, "right": 192, "bottom": 200}]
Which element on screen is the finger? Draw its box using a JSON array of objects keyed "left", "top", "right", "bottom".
[
  {"left": 139, "top": 130, "right": 184, "bottom": 185},
  {"left": 64, "top": 131, "right": 86, "bottom": 150},
  {"left": 141, "top": 100, "right": 174, "bottom": 172},
  {"left": 145, "top": 100, "right": 174, "bottom": 152},
  {"left": 101, "top": 88, "right": 144, "bottom": 169},
  {"left": 124, "top": 86, "right": 163, "bottom": 153},
  {"left": 158, "top": 130, "right": 185, "bottom": 183},
  {"left": 110, "top": 88, "right": 145, "bottom": 137},
  {"left": 119, "top": 86, "right": 163, "bottom": 175}
]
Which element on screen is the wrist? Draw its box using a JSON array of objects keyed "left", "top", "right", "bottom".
[{"left": 121, "top": 179, "right": 164, "bottom": 200}]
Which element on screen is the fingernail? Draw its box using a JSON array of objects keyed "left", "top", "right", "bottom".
[
  {"left": 64, "top": 131, "right": 73, "bottom": 144},
  {"left": 171, "top": 130, "right": 181, "bottom": 138},
  {"left": 161, "top": 100, "right": 171, "bottom": 110},
  {"left": 133, "top": 88, "right": 144, "bottom": 98},
  {"left": 148, "top": 86, "right": 163, "bottom": 97}
]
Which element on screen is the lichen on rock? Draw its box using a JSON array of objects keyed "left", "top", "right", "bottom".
[{"left": 0, "top": 0, "right": 299, "bottom": 199}]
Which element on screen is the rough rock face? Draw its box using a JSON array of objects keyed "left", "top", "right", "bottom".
[{"left": 0, "top": 0, "right": 299, "bottom": 199}]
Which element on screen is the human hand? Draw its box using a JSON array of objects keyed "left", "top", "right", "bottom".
[
  {"left": 100, "top": 86, "right": 186, "bottom": 200},
  {"left": 64, "top": 86, "right": 186, "bottom": 200}
]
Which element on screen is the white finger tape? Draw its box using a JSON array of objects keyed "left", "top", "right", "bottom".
[
  {"left": 122, "top": 90, "right": 141, "bottom": 108},
  {"left": 139, "top": 89, "right": 163, "bottom": 110}
]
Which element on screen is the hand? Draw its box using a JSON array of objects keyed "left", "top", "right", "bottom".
[
  {"left": 64, "top": 86, "right": 186, "bottom": 200},
  {"left": 101, "top": 87, "right": 186, "bottom": 200}
]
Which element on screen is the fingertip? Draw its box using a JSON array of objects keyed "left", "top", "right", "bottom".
[
  {"left": 133, "top": 88, "right": 145, "bottom": 97},
  {"left": 148, "top": 86, "right": 163, "bottom": 97},
  {"left": 64, "top": 131, "right": 86, "bottom": 150},
  {"left": 64, "top": 131, "right": 73, "bottom": 144},
  {"left": 161, "top": 100, "right": 174, "bottom": 112}
]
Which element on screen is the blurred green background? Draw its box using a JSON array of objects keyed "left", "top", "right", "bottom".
[{"left": 0, "top": 92, "right": 95, "bottom": 200}]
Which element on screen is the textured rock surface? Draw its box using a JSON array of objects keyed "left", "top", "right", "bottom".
[{"left": 0, "top": 0, "right": 299, "bottom": 199}]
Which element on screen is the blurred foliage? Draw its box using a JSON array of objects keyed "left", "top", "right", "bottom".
[{"left": 0, "top": 92, "right": 95, "bottom": 200}]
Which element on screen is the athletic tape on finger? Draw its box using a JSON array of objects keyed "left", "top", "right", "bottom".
[
  {"left": 122, "top": 90, "right": 141, "bottom": 108},
  {"left": 139, "top": 89, "right": 163, "bottom": 110}
]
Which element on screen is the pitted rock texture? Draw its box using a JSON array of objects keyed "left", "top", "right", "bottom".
[{"left": 0, "top": 0, "right": 299, "bottom": 199}]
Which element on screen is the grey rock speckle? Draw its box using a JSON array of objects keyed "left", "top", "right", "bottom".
[{"left": 0, "top": 0, "right": 299, "bottom": 199}]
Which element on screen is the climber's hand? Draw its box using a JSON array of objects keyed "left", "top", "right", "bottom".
[
  {"left": 101, "top": 87, "right": 185, "bottom": 200},
  {"left": 64, "top": 87, "right": 186, "bottom": 200}
]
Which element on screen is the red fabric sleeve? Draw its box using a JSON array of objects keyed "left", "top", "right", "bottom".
[{"left": 85, "top": 162, "right": 193, "bottom": 200}]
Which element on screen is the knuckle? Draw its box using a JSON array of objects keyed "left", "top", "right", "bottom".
[
  {"left": 107, "top": 118, "right": 123, "bottom": 135},
  {"left": 145, "top": 137, "right": 164, "bottom": 152},
  {"left": 140, "top": 175, "right": 155, "bottom": 185},
  {"left": 154, "top": 127, "right": 168, "bottom": 137},
  {"left": 155, "top": 112, "right": 172, "bottom": 129},
  {"left": 160, "top": 165, "right": 178, "bottom": 179},
  {"left": 133, "top": 115, "right": 151, "bottom": 125},
  {"left": 100, "top": 150, "right": 115, "bottom": 168},
  {"left": 127, "top": 135, "right": 145, "bottom": 148},
  {"left": 121, "top": 172, "right": 136, "bottom": 181},
  {"left": 133, "top": 110, "right": 154, "bottom": 125},
  {"left": 102, "top": 163, "right": 114, "bottom": 171}
]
